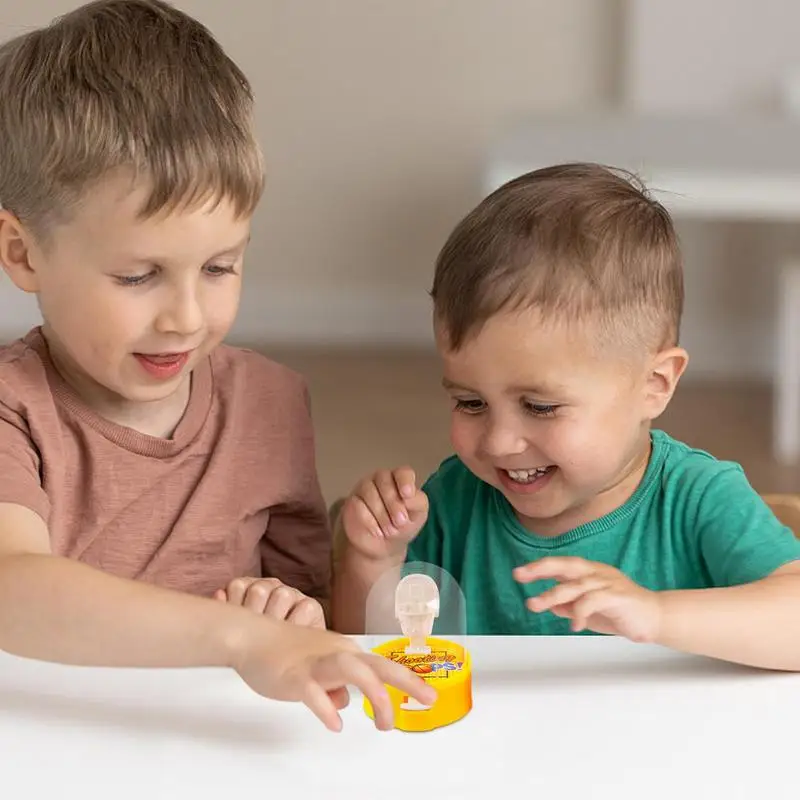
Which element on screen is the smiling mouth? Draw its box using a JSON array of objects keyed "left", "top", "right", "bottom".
[
  {"left": 135, "top": 352, "right": 191, "bottom": 362},
  {"left": 503, "top": 466, "right": 555, "bottom": 484}
]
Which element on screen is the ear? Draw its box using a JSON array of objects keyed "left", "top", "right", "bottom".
[
  {"left": 643, "top": 346, "right": 689, "bottom": 420},
  {"left": 0, "top": 209, "right": 42, "bottom": 293}
]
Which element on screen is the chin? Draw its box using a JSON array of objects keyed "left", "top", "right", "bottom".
[
  {"left": 115, "top": 378, "right": 185, "bottom": 403},
  {"left": 505, "top": 481, "right": 574, "bottom": 514},
  {"left": 508, "top": 496, "right": 558, "bottom": 518}
]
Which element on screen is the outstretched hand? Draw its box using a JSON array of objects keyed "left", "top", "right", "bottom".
[{"left": 514, "top": 557, "right": 663, "bottom": 642}]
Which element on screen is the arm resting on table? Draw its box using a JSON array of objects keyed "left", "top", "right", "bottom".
[
  {"left": 0, "top": 502, "right": 258, "bottom": 669},
  {"left": 656, "top": 561, "right": 800, "bottom": 671}
]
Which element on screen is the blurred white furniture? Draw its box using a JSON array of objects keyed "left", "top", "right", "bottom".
[
  {"left": 485, "top": 115, "right": 800, "bottom": 464},
  {"left": 2, "top": 635, "right": 799, "bottom": 799}
]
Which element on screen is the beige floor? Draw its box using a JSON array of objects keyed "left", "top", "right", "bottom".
[{"left": 258, "top": 346, "right": 800, "bottom": 507}]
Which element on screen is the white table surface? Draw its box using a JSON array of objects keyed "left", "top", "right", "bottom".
[
  {"left": 1, "top": 635, "right": 797, "bottom": 799},
  {"left": 0, "top": 637, "right": 800, "bottom": 800}
]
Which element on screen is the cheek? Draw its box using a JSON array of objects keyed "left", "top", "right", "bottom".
[
  {"left": 82, "top": 289, "right": 138, "bottom": 331},
  {"left": 553, "top": 414, "right": 637, "bottom": 474},
  {"left": 203, "top": 283, "right": 241, "bottom": 328},
  {"left": 39, "top": 278, "right": 103, "bottom": 332},
  {"left": 38, "top": 259, "right": 92, "bottom": 305},
  {"left": 54, "top": 287, "right": 143, "bottom": 352},
  {"left": 449, "top": 415, "right": 478, "bottom": 456}
]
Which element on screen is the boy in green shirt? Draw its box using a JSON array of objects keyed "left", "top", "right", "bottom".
[{"left": 332, "top": 163, "right": 800, "bottom": 670}]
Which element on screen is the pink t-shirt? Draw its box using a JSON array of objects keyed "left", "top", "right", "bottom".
[{"left": 0, "top": 328, "right": 332, "bottom": 600}]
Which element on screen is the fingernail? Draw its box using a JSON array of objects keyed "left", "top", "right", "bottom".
[
  {"left": 395, "top": 511, "right": 408, "bottom": 525},
  {"left": 401, "top": 485, "right": 414, "bottom": 498}
]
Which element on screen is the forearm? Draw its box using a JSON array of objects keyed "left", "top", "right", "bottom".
[
  {"left": 0, "top": 553, "right": 256, "bottom": 668},
  {"left": 656, "top": 574, "right": 800, "bottom": 671},
  {"left": 331, "top": 545, "right": 405, "bottom": 634}
]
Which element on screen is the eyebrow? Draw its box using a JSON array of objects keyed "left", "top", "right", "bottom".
[
  {"left": 442, "top": 377, "right": 566, "bottom": 398},
  {"left": 210, "top": 234, "right": 251, "bottom": 259},
  {"left": 128, "top": 234, "right": 251, "bottom": 266}
]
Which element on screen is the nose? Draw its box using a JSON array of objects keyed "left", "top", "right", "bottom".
[
  {"left": 154, "top": 280, "right": 204, "bottom": 337},
  {"left": 479, "top": 412, "right": 528, "bottom": 459}
]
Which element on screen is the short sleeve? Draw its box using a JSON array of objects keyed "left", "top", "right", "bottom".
[
  {"left": 694, "top": 465, "right": 800, "bottom": 586},
  {"left": 259, "top": 377, "right": 332, "bottom": 600},
  {"left": 0, "top": 397, "right": 49, "bottom": 523}
]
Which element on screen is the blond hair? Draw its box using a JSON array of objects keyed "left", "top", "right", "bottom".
[
  {"left": 0, "top": 0, "right": 264, "bottom": 237},
  {"left": 431, "top": 163, "right": 684, "bottom": 353}
]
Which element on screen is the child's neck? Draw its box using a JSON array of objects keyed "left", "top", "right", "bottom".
[
  {"left": 103, "top": 378, "right": 192, "bottom": 439},
  {"left": 42, "top": 328, "right": 192, "bottom": 439}
]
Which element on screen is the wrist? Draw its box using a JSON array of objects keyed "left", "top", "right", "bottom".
[
  {"left": 344, "top": 541, "right": 407, "bottom": 569},
  {"left": 205, "top": 599, "right": 281, "bottom": 672},
  {"left": 649, "top": 589, "right": 687, "bottom": 648}
]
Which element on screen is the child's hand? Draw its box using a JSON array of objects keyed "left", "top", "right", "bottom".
[
  {"left": 514, "top": 557, "right": 663, "bottom": 642},
  {"left": 341, "top": 467, "right": 429, "bottom": 561},
  {"left": 215, "top": 578, "right": 325, "bottom": 629},
  {"left": 233, "top": 618, "right": 438, "bottom": 732}
]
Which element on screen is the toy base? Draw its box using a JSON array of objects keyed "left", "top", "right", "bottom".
[{"left": 363, "top": 636, "right": 472, "bottom": 732}]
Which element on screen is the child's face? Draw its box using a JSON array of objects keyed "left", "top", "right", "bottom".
[
  {"left": 1, "top": 174, "right": 250, "bottom": 421},
  {"left": 438, "top": 309, "right": 681, "bottom": 536}
]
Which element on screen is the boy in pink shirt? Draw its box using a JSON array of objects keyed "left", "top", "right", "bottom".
[{"left": 0, "top": 0, "right": 433, "bottom": 731}]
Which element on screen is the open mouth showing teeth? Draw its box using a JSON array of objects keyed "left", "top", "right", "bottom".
[{"left": 505, "top": 466, "right": 555, "bottom": 484}]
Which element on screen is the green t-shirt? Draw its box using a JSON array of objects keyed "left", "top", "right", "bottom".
[{"left": 405, "top": 430, "right": 800, "bottom": 635}]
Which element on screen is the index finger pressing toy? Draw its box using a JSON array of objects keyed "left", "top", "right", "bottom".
[{"left": 363, "top": 570, "right": 472, "bottom": 732}]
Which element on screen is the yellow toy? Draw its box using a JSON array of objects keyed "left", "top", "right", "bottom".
[{"left": 363, "top": 574, "right": 472, "bottom": 732}]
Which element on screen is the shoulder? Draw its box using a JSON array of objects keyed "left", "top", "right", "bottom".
[
  {"left": 210, "top": 344, "right": 308, "bottom": 399},
  {"left": 651, "top": 429, "right": 746, "bottom": 502},
  {"left": 654, "top": 428, "right": 732, "bottom": 475},
  {"left": 650, "top": 430, "right": 800, "bottom": 567},
  {"left": 0, "top": 329, "right": 54, "bottom": 422},
  {"left": 207, "top": 345, "right": 318, "bottom": 449},
  {"left": 422, "top": 454, "right": 484, "bottom": 497},
  {"left": 209, "top": 344, "right": 312, "bottom": 424}
]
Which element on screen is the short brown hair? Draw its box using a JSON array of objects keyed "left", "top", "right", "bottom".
[
  {"left": 431, "top": 163, "right": 684, "bottom": 353},
  {"left": 0, "top": 0, "right": 264, "bottom": 237}
]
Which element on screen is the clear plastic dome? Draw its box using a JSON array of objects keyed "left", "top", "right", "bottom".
[
  {"left": 363, "top": 560, "right": 467, "bottom": 655},
  {"left": 362, "top": 561, "right": 472, "bottom": 729}
]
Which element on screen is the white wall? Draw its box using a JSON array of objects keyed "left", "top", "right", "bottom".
[
  {"left": 0, "top": 0, "right": 619, "bottom": 345},
  {"left": 624, "top": 0, "right": 800, "bottom": 114},
  {"left": 3, "top": 0, "right": 785, "bottom": 381},
  {"left": 622, "top": 0, "right": 800, "bottom": 380}
]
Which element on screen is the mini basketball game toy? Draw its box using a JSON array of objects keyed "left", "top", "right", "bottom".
[{"left": 363, "top": 572, "right": 472, "bottom": 732}]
